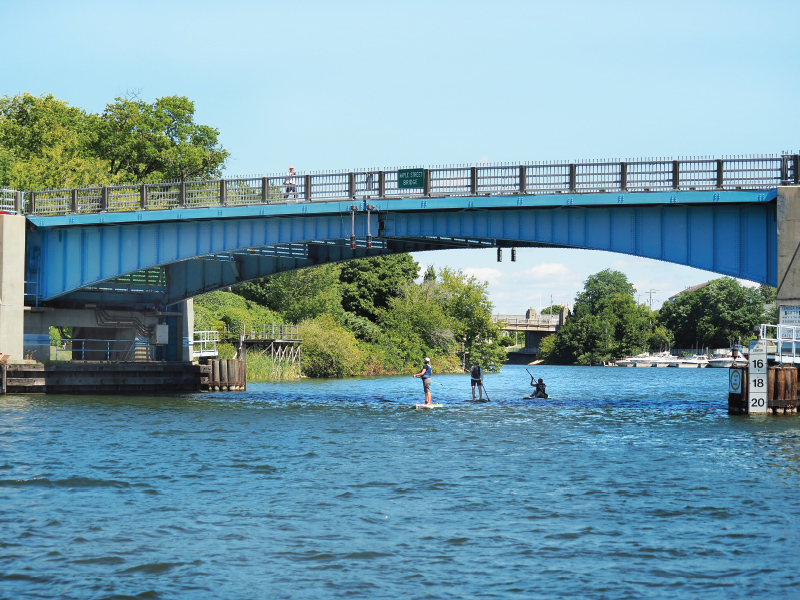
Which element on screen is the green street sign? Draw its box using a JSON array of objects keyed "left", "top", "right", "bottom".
[{"left": 398, "top": 169, "right": 424, "bottom": 189}]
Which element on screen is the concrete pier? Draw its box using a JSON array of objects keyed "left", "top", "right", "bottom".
[
  {"left": 0, "top": 215, "right": 26, "bottom": 360},
  {"left": 777, "top": 186, "right": 800, "bottom": 318}
]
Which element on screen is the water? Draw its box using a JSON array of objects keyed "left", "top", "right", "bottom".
[{"left": 2, "top": 364, "right": 800, "bottom": 599}]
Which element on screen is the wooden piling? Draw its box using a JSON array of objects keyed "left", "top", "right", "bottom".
[
  {"left": 212, "top": 360, "right": 220, "bottom": 391},
  {"left": 220, "top": 359, "right": 228, "bottom": 391}
]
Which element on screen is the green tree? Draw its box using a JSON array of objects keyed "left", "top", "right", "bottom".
[
  {"left": 438, "top": 267, "right": 507, "bottom": 368},
  {"left": 544, "top": 270, "right": 651, "bottom": 364},
  {"left": 0, "top": 93, "right": 114, "bottom": 190},
  {"left": 575, "top": 269, "right": 635, "bottom": 313},
  {"left": 235, "top": 264, "right": 345, "bottom": 324},
  {"left": 657, "top": 278, "right": 763, "bottom": 348},
  {"left": 339, "top": 254, "right": 419, "bottom": 320},
  {"left": 94, "top": 93, "right": 229, "bottom": 182},
  {"left": 540, "top": 304, "right": 563, "bottom": 315}
]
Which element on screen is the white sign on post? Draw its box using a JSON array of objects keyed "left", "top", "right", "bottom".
[
  {"left": 748, "top": 339, "right": 768, "bottom": 413},
  {"left": 780, "top": 305, "right": 800, "bottom": 326}
]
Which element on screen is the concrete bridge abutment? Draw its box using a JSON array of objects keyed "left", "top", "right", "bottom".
[
  {"left": 777, "top": 187, "right": 800, "bottom": 319},
  {"left": 0, "top": 214, "right": 26, "bottom": 360}
]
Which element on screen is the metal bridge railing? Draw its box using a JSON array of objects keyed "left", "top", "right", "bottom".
[
  {"left": 52, "top": 337, "right": 149, "bottom": 361},
  {"left": 760, "top": 324, "right": 800, "bottom": 364},
  {"left": 217, "top": 324, "right": 301, "bottom": 342},
  {"left": 492, "top": 314, "right": 561, "bottom": 327},
  {"left": 10, "top": 153, "right": 799, "bottom": 217},
  {"left": 192, "top": 330, "right": 220, "bottom": 359}
]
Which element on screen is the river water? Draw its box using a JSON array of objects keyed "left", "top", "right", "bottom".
[{"left": 2, "top": 364, "right": 800, "bottom": 599}]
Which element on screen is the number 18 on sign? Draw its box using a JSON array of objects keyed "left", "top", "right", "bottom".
[{"left": 748, "top": 339, "right": 768, "bottom": 413}]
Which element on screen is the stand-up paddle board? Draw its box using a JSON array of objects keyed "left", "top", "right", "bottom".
[{"left": 412, "top": 403, "right": 443, "bottom": 409}]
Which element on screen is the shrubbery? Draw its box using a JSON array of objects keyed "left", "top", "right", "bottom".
[{"left": 197, "top": 256, "right": 507, "bottom": 379}]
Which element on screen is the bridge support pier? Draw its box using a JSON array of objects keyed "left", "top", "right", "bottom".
[
  {"left": 23, "top": 307, "right": 176, "bottom": 363},
  {"left": 0, "top": 215, "right": 26, "bottom": 360},
  {"left": 777, "top": 187, "right": 800, "bottom": 320}
]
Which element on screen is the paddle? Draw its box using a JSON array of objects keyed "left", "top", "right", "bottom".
[{"left": 480, "top": 381, "right": 491, "bottom": 402}]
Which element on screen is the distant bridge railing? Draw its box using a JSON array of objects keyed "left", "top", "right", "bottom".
[
  {"left": 6, "top": 154, "right": 798, "bottom": 217},
  {"left": 492, "top": 314, "right": 561, "bottom": 327},
  {"left": 218, "top": 324, "right": 301, "bottom": 343}
]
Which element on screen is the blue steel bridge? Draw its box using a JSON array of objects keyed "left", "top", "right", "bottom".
[{"left": 4, "top": 153, "right": 797, "bottom": 312}]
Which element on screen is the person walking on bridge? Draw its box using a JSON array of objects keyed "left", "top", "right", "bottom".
[
  {"left": 470, "top": 361, "right": 484, "bottom": 400},
  {"left": 412, "top": 357, "right": 433, "bottom": 405},
  {"left": 284, "top": 166, "right": 297, "bottom": 200}
]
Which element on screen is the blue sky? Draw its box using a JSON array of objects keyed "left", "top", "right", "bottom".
[{"left": 3, "top": 0, "right": 798, "bottom": 313}]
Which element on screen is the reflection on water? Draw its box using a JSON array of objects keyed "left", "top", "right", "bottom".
[{"left": 1, "top": 365, "right": 799, "bottom": 599}]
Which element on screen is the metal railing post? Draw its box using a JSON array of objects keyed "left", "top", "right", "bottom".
[
  {"left": 140, "top": 184, "right": 147, "bottom": 209},
  {"left": 378, "top": 171, "right": 385, "bottom": 197},
  {"left": 794, "top": 155, "right": 800, "bottom": 185},
  {"left": 672, "top": 160, "right": 680, "bottom": 190},
  {"left": 348, "top": 172, "right": 356, "bottom": 199},
  {"left": 781, "top": 155, "right": 790, "bottom": 185},
  {"left": 71, "top": 189, "right": 78, "bottom": 213},
  {"left": 470, "top": 167, "right": 478, "bottom": 195},
  {"left": 180, "top": 181, "right": 187, "bottom": 207},
  {"left": 14, "top": 191, "right": 21, "bottom": 213},
  {"left": 716, "top": 159, "right": 724, "bottom": 188},
  {"left": 423, "top": 169, "right": 431, "bottom": 196},
  {"left": 620, "top": 162, "right": 628, "bottom": 191},
  {"left": 568, "top": 164, "right": 576, "bottom": 192},
  {"left": 29, "top": 192, "right": 35, "bottom": 215},
  {"left": 519, "top": 165, "right": 527, "bottom": 194},
  {"left": 220, "top": 180, "right": 227, "bottom": 206},
  {"left": 101, "top": 187, "right": 109, "bottom": 212},
  {"left": 261, "top": 177, "right": 268, "bottom": 203},
  {"left": 305, "top": 175, "right": 312, "bottom": 202}
]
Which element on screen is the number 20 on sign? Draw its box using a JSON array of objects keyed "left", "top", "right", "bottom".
[{"left": 748, "top": 339, "right": 768, "bottom": 413}]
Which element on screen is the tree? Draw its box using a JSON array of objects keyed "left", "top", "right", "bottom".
[
  {"left": 540, "top": 304, "right": 563, "bottom": 315},
  {"left": 94, "top": 94, "right": 229, "bottom": 182},
  {"left": 0, "top": 93, "right": 114, "bottom": 190},
  {"left": 339, "top": 254, "right": 419, "bottom": 320},
  {"left": 235, "top": 264, "right": 344, "bottom": 324},
  {"left": 657, "top": 278, "right": 763, "bottom": 348},
  {"left": 575, "top": 269, "right": 635, "bottom": 313},
  {"left": 543, "top": 270, "right": 652, "bottom": 364}
]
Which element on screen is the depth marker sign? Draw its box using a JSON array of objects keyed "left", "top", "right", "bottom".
[{"left": 748, "top": 339, "right": 768, "bottom": 413}]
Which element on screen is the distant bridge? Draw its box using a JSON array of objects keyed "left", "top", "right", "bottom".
[
  {"left": 0, "top": 152, "right": 797, "bottom": 362},
  {"left": 492, "top": 314, "right": 564, "bottom": 356}
]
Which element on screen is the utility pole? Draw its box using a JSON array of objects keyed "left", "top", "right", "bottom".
[{"left": 645, "top": 289, "right": 659, "bottom": 309}]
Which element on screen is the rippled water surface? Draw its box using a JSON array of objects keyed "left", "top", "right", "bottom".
[{"left": 2, "top": 365, "right": 800, "bottom": 599}]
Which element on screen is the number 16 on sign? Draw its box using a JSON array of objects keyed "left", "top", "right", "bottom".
[{"left": 748, "top": 339, "right": 768, "bottom": 413}]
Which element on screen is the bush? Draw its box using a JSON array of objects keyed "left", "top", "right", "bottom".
[{"left": 299, "top": 315, "right": 364, "bottom": 378}]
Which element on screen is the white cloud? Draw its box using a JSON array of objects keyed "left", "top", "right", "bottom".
[
  {"left": 463, "top": 267, "right": 503, "bottom": 286},
  {"left": 523, "top": 262, "right": 572, "bottom": 278}
]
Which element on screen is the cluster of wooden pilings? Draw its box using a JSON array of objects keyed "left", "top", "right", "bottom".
[
  {"left": 203, "top": 358, "right": 246, "bottom": 391},
  {"left": 728, "top": 365, "right": 798, "bottom": 415}
]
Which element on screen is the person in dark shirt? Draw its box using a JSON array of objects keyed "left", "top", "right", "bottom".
[{"left": 470, "top": 361, "right": 483, "bottom": 400}]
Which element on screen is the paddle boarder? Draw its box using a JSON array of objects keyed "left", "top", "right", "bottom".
[
  {"left": 470, "top": 361, "right": 484, "bottom": 400},
  {"left": 412, "top": 357, "right": 433, "bottom": 405}
]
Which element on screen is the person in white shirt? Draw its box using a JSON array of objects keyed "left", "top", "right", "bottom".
[{"left": 284, "top": 166, "right": 297, "bottom": 200}]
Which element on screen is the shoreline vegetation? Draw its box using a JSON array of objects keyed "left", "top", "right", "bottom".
[
  {"left": 194, "top": 255, "right": 509, "bottom": 380},
  {"left": 197, "top": 265, "right": 777, "bottom": 380}
]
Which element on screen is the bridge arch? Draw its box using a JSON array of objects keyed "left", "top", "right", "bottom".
[{"left": 27, "top": 196, "right": 776, "bottom": 309}]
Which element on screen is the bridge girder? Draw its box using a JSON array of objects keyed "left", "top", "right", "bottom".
[{"left": 26, "top": 193, "right": 777, "bottom": 308}]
